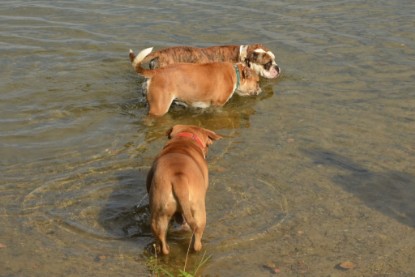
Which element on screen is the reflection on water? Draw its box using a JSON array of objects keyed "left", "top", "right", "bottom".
[{"left": 1, "top": 0, "right": 415, "bottom": 276}]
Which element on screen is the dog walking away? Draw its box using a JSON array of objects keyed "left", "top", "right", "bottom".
[
  {"left": 129, "top": 47, "right": 262, "bottom": 116},
  {"left": 129, "top": 44, "right": 280, "bottom": 79},
  {"left": 146, "top": 125, "right": 222, "bottom": 255}
]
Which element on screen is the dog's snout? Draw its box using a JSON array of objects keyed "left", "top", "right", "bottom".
[
  {"left": 255, "top": 87, "right": 262, "bottom": 95},
  {"left": 275, "top": 65, "right": 280, "bottom": 73}
]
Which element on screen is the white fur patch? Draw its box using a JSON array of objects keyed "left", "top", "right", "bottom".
[
  {"left": 254, "top": 48, "right": 266, "bottom": 54},
  {"left": 239, "top": 45, "right": 249, "bottom": 62},
  {"left": 191, "top": 101, "right": 211, "bottom": 109},
  {"left": 250, "top": 63, "right": 267, "bottom": 78},
  {"left": 143, "top": 79, "right": 151, "bottom": 95},
  {"left": 254, "top": 49, "right": 276, "bottom": 61}
]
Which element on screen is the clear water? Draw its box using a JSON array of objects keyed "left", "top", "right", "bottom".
[{"left": 1, "top": 0, "right": 414, "bottom": 276}]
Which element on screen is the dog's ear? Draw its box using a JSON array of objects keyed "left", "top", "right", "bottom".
[
  {"left": 204, "top": 129, "right": 223, "bottom": 146},
  {"left": 242, "top": 67, "right": 252, "bottom": 79},
  {"left": 208, "top": 131, "right": 222, "bottom": 141},
  {"left": 248, "top": 51, "right": 259, "bottom": 62},
  {"left": 166, "top": 127, "right": 173, "bottom": 138},
  {"left": 167, "top": 125, "right": 186, "bottom": 138},
  {"left": 245, "top": 51, "right": 259, "bottom": 67}
]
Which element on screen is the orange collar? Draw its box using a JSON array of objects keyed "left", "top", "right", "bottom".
[{"left": 176, "top": 132, "right": 205, "bottom": 150}]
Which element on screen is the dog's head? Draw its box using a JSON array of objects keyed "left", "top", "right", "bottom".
[
  {"left": 167, "top": 125, "right": 222, "bottom": 156},
  {"left": 240, "top": 44, "right": 280, "bottom": 79},
  {"left": 235, "top": 64, "right": 262, "bottom": 97}
]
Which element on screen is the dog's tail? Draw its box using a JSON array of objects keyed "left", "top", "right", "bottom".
[
  {"left": 129, "top": 47, "right": 154, "bottom": 77},
  {"left": 171, "top": 175, "right": 198, "bottom": 232}
]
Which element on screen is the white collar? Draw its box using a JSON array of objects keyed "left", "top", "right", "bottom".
[{"left": 239, "top": 45, "right": 248, "bottom": 62}]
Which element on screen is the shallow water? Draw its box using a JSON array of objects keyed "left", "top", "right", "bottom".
[{"left": 1, "top": 0, "right": 414, "bottom": 276}]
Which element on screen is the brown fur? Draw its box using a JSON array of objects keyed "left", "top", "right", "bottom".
[
  {"left": 133, "top": 54, "right": 261, "bottom": 116},
  {"left": 142, "top": 45, "right": 241, "bottom": 66},
  {"left": 146, "top": 125, "right": 222, "bottom": 255},
  {"left": 129, "top": 44, "right": 280, "bottom": 79}
]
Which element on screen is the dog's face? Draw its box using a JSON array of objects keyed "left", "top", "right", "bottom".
[
  {"left": 236, "top": 64, "right": 262, "bottom": 96},
  {"left": 241, "top": 44, "right": 280, "bottom": 79}
]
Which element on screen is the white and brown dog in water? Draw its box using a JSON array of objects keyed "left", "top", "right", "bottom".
[
  {"left": 129, "top": 47, "right": 262, "bottom": 116},
  {"left": 146, "top": 125, "right": 222, "bottom": 255},
  {"left": 130, "top": 44, "right": 280, "bottom": 79}
]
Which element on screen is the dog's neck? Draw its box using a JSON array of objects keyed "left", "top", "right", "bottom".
[{"left": 175, "top": 132, "right": 205, "bottom": 151}]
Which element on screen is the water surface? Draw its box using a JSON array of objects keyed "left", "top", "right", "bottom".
[{"left": 1, "top": 0, "right": 414, "bottom": 276}]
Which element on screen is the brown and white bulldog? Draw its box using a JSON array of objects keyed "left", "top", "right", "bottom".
[
  {"left": 146, "top": 125, "right": 222, "bottom": 255},
  {"left": 130, "top": 47, "right": 262, "bottom": 117},
  {"left": 129, "top": 44, "right": 280, "bottom": 79}
]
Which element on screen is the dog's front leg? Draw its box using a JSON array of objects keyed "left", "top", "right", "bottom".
[{"left": 147, "top": 89, "right": 174, "bottom": 117}]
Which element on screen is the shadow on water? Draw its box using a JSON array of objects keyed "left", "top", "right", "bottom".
[
  {"left": 98, "top": 168, "right": 152, "bottom": 240},
  {"left": 304, "top": 148, "right": 415, "bottom": 228},
  {"left": 97, "top": 168, "right": 216, "bottom": 274}
]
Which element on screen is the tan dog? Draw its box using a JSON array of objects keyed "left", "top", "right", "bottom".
[
  {"left": 146, "top": 125, "right": 222, "bottom": 255},
  {"left": 129, "top": 44, "right": 280, "bottom": 79},
  {"left": 130, "top": 47, "right": 262, "bottom": 117}
]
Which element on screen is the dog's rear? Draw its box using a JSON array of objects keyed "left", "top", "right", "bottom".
[
  {"left": 147, "top": 125, "right": 222, "bottom": 255},
  {"left": 149, "top": 171, "right": 200, "bottom": 255},
  {"left": 129, "top": 47, "right": 154, "bottom": 77}
]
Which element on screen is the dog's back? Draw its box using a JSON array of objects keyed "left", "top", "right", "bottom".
[
  {"left": 139, "top": 45, "right": 240, "bottom": 69},
  {"left": 129, "top": 44, "right": 280, "bottom": 78}
]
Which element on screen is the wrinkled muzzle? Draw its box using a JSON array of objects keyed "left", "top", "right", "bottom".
[{"left": 264, "top": 65, "right": 280, "bottom": 79}]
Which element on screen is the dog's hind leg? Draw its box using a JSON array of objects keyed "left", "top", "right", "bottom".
[
  {"left": 192, "top": 201, "right": 206, "bottom": 252},
  {"left": 151, "top": 214, "right": 170, "bottom": 255}
]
